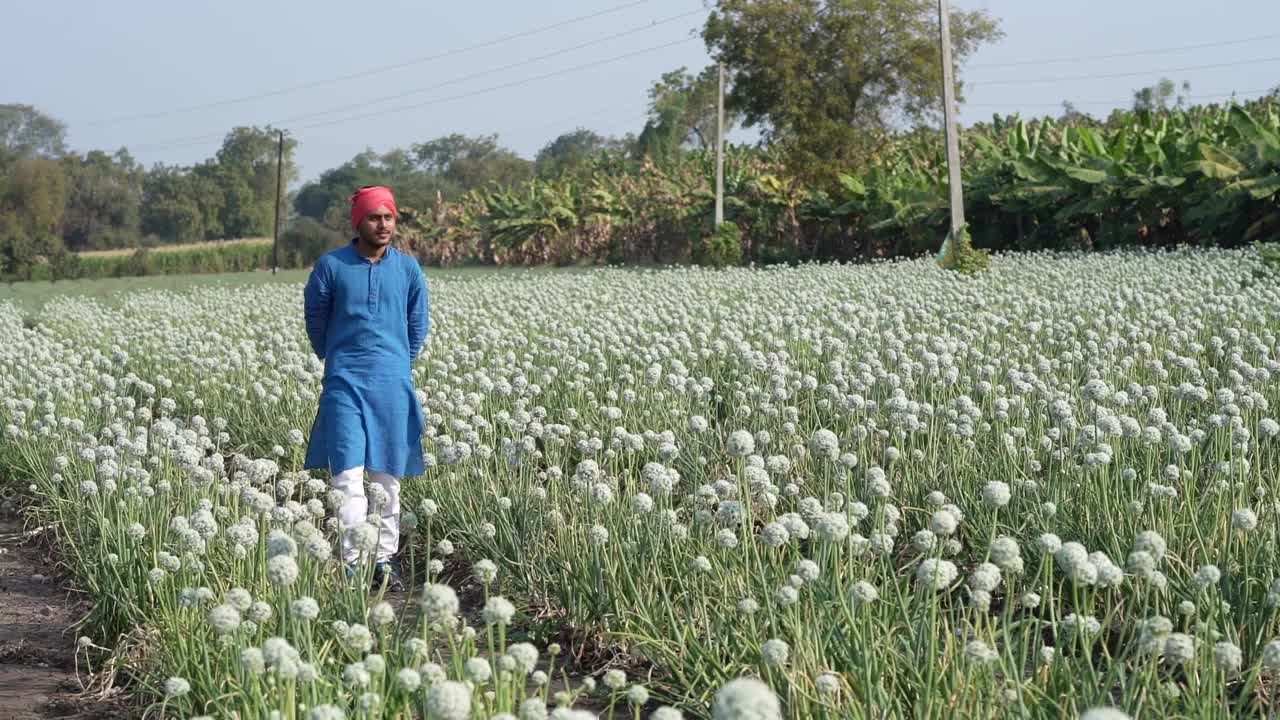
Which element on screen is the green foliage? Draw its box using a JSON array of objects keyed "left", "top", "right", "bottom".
[
  {"left": 695, "top": 221, "right": 744, "bottom": 267},
  {"left": 76, "top": 242, "right": 279, "bottom": 279},
  {"left": 704, "top": 0, "right": 1002, "bottom": 183},
  {"left": 1257, "top": 240, "right": 1280, "bottom": 272},
  {"left": 279, "top": 217, "right": 347, "bottom": 268},
  {"left": 937, "top": 224, "right": 989, "bottom": 274},
  {"left": 535, "top": 129, "right": 630, "bottom": 179},
  {"left": 60, "top": 149, "right": 144, "bottom": 251},
  {"left": 0, "top": 104, "right": 67, "bottom": 158},
  {"left": 0, "top": 154, "right": 70, "bottom": 281},
  {"left": 641, "top": 66, "right": 737, "bottom": 153}
]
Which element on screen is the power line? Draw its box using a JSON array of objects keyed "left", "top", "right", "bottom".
[
  {"left": 970, "top": 55, "right": 1280, "bottom": 87},
  {"left": 970, "top": 32, "right": 1280, "bottom": 69},
  {"left": 134, "top": 36, "right": 698, "bottom": 152},
  {"left": 294, "top": 38, "right": 698, "bottom": 133},
  {"left": 269, "top": 9, "right": 702, "bottom": 128},
  {"left": 89, "top": 0, "right": 656, "bottom": 127},
  {"left": 965, "top": 87, "right": 1275, "bottom": 109},
  {"left": 128, "top": 5, "right": 703, "bottom": 153}
]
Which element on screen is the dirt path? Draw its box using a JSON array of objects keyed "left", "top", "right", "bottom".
[{"left": 0, "top": 506, "right": 113, "bottom": 720}]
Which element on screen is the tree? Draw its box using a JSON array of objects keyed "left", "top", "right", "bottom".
[
  {"left": 60, "top": 149, "right": 143, "bottom": 251},
  {"left": 1133, "top": 78, "right": 1191, "bottom": 112},
  {"left": 645, "top": 66, "right": 739, "bottom": 150},
  {"left": 211, "top": 126, "right": 297, "bottom": 238},
  {"left": 0, "top": 155, "right": 70, "bottom": 279},
  {"left": 703, "top": 0, "right": 1002, "bottom": 182},
  {"left": 294, "top": 148, "right": 454, "bottom": 231},
  {"left": 140, "top": 165, "right": 223, "bottom": 243},
  {"left": 412, "top": 134, "right": 533, "bottom": 195},
  {"left": 535, "top": 129, "right": 630, "bottom": 178},
  {"left": 1057, "top": 101, "right": 1093, "bottom": 126},
  {"left": 0, "top": 104, "right": 67, "bottom": 158}
]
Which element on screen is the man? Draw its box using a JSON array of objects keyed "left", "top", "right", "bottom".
[{"left": 303, "top": 185, "right": 428, "bottom": 592}]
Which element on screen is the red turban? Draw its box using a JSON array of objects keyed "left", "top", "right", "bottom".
[{"left": 350, "top": 186, "right": 398, "bottom": 230}]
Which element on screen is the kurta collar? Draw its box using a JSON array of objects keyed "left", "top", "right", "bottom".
[{"left": 349, "top": 238, "right": 396, "bottom": 264}]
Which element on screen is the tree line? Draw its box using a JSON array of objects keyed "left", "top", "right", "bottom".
[{"left": 6, "top": 0, "right": 1273, "bottom": 281}]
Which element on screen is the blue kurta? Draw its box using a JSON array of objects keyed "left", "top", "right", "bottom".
[{"left": 302, "top": 240, "right": 428, "bottom": 477}]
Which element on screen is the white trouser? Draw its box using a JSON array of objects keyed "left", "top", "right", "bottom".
[{"left": 331, "top": 465, "right": 401, "bottom": 564}]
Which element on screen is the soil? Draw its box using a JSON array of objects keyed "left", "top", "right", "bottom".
[{"left": 0, "top": 505, "right": 119, "bottom": 720}]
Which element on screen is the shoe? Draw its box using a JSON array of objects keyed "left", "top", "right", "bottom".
[{"left": 371, "top": 561, "right": 405, "bottom": 592}]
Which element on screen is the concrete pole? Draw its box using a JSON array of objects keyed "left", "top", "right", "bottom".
[
  {"left": 715, "top": 62, "right": 725, "bottom": 227},
  {"left": 938, "top": 0, "right": 965, "bottom": 237}
]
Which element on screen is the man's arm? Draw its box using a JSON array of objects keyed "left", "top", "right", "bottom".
[
  {"left": 303, "top": 260, "right": 332, "bottom": 360},
  {"left": 407, "top": 262, "right": 429, "bottom": 359}
]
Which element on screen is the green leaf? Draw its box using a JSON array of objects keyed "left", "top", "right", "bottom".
[
  {"left": 837, "top": 173, "right": 867, "bottom": 196},
  {"left": 1185, "top": 143, "right": 1244, "bottom": 179},
  {"left": 1061, "top": 166, "right": 1107, "bottom": 184},
  {"left": 1230, "top": 105, "right": 1280, "bottom": 152},
  {"left": 1230, "top": 175, "right": 1280, "bottom": 200}
]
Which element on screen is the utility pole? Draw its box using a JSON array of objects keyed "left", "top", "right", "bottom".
[
  {"left": 937, "top": 0, "right": 965, "bottom": 240},
  {"left": 272, "top": 130, "right": 284, "bottom": 274},
  {"left": 714, "top": 62, "right": 725, "bottom": 228}
]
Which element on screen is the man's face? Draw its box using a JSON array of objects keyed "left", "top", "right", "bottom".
[{"left": 356, "top": 206, "right": 396, "bottom": 247}]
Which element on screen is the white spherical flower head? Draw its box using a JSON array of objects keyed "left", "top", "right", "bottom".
[
  {"left": 309, "top": 705, "right": 346, "bottom": 720},
  {"left": 1232, "top": 508, "right": 1258, "bottom": 532},
  {"left": 225, "top": 588, "right": 253, "bottom": 612},
  {"left": 814, "top": 512, "right": 850, "bottom": 543},
  {"left": 507, "top": 642, "right": 539, "bottom": 674},
  {"left": 348, "top": 524, "right": 379, "bottom": 555},
  {"left": 482, "top": 596, "right": 517, "bottom": 626},
  {"left": 208, "top": 604, "right": 241, "bottom": 636},
  {"left": 969, "top": 562, "right": 1003, "bottom": 592},
  {"left": 465, "top": 657, "right": 492, "bottom": 684},
  {"left": 291, "top": 596, "right": 320, "bottom": 621},
  {"left": 808, "top": 428, "right": 840, "bottom": 460},
  {"left": 712, "top": 677, "right": 782, "bottom": 720},
  {"left": 473, "top": 558, "right": 499, "bottom": 584},
  {"left": 760, "top": 522, "right": 790, "bottom": 548},
  {"left": 982, "top": 481, "right": 1011, "bottom": 508},
  {"left": 520, "top": 697, "right": 550, "bottom": 720},
  {"left": 1132, "top": 530, "right": 1166, "bottom": 561},
  {"left": 362, "top": 653, "right": 386, "bottom": 675},
  {"left": 420, "top": 583, "right": 460, "bottom": 622},
  {"left": 1037, "top": 533, "right": 1062, "bottom": 554},
  {"left": 1261, "top": 639, "right": 1280, "bottom": 669},
  {"left": 916, "top": 558, "right": 958, "bottom": 591},
  {"left": 964, "top": 640, "right": 998, "bottom": 664},
  {"left": 1193, "top": 564, "right": 1222, "bottom": 589},
  {"left": 760, "top": 638, "right": 790, "bottom": 667},
  {"left": 343, "top": 624, "right": 374, "bottom": 654},
  {"left": 627, "top": 684, "right": 650, "bottom": 706},
  {"left": 849, "top": 580, "right": 879, "bottom": 603},
  {"left": 164, "top": 676, "right": 191, "bottom": 697},
  {"left": 632, "top": 492, "right": 654, "bottom": 514},
  {"left": 1079, "top": 708, "right": 1131, "bottom": 720},
  {"left": 1213, "top": 641, "right": 1243, "bottom": 673},
  {"left": 266, "top": 554, "right": 299, "bottom": 586},
  {"left": 651, "top": 708, "right": 684, "bottom": 720},
  {"left": 604, "top": 668, "right": 627, "bottom": 690},
  {"left": 368, "top": 601, "right": 396, "bottom": 627},
  {"left": 726, "top": 430, "right": 756, "bottom": 458},
  {"left": 929, "top": 509, "right": 958, "bottom": 536},
  {"left": 425, "top": 680, "right": 472, "bottom": 720},
  {"left": 1156, "top": 631, "right": 1194, "bottom": 664},
  {"left": 588, "top": 524, "right": 609, "bottom": 546},
  {"left": 815, "top": 672, "right": 840, "bottom": 695}
]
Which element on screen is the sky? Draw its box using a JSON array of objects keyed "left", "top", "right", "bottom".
[{"left": 3, "top": 0, "right": 1278, "bottom": 185}]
